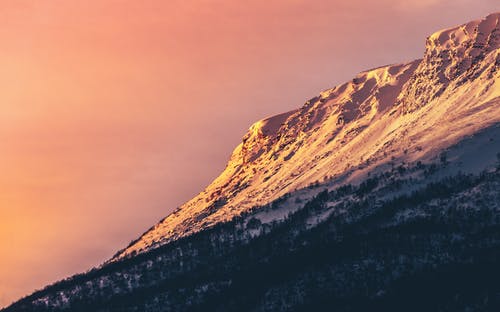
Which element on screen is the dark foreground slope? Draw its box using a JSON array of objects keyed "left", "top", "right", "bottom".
[{"left": 4, "top": 149, "right": 500, "bottom": 311}]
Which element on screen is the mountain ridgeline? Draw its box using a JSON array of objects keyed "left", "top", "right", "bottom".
[{"left": 4, "top": 13, "right": 500, "bottom": 312}]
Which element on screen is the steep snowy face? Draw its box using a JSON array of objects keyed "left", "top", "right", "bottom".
[{"left": 113, "top": 13, "right": 500, "bottom": 260}]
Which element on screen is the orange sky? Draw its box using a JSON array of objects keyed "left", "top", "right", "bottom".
[{"left": 0, "top": 0, "right": 498, "bottom": 307}]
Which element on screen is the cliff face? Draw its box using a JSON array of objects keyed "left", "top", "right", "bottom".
[{"left": 114, "top": 13, "right": 500, "bottom": 260}]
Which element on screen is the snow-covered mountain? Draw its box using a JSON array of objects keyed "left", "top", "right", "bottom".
[
  {"left": 4, "top": 12, "right": 500, "bottom": 312},
  {"left": 113, "top": 12, "right": 500, "bottom": 260}
]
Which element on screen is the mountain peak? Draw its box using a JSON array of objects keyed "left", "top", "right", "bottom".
[
  {"left": 397, "top": 12, "right": 499, "bottom": 113},
  {"left": 426, "top": 12, "right": 499, "bottom": 55}
]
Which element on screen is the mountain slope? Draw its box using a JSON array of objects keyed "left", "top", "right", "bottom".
[
  {"left": 3, "top": 12, "right": 500, "bottom": 312},
  {"left": 6, "top": 142, "right": 500, "bottom": 311},
  {"left": 113, "top": 12, "right": 500, "bottom": 260}
]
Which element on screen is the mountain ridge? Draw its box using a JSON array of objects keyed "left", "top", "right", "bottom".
[{"left": 113, "top": 12, "right": 500, "bottom": 261}]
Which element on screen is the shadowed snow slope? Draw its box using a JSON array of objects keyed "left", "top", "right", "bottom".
[{"left": 113, "top": 12, "right": 500, "bottom": 260}]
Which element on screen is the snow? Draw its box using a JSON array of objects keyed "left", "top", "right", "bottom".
[
  {"left": 427, "top": 12, "right": 499, "bottom": 53},
  {"left": 305, "top": 200, "right": 343, "bottom": 229},
  {"left": 250, "top": 110, "right": 298, "bottom": 138}
]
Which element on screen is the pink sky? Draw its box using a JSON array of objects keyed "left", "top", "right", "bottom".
[{"left": 0, "top": 0, "right": 498, "bottom": 307}]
